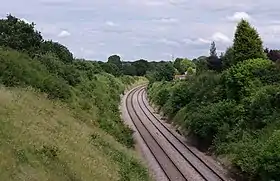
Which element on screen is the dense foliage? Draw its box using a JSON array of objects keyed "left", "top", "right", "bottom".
[
  {"left": 0, "top": 14, "right": 151, "bottom": 180},
  {"left": 0, "top": 15, "right": 145, "bottom": 148},
  {"left": 0, "top": 14, "right": 43, "bottom": 54},
  {"left": 148, "top": 19, "right": 280, "bottom": 180}
]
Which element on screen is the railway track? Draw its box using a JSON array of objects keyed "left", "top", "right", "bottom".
[{"left": 125, "top": 86, "right": 231, "bottom": 181}]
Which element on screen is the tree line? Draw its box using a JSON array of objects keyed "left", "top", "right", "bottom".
[{"left": 148, "top": 19, "right": 280, "bottom": 180}]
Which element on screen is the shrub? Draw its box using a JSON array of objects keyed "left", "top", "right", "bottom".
[
  {"left": 162, "top": 71, "right": 224, "bottom": 118},
  {"left": 147, "top": 81, "right": 173, "bottom": 108},
  {"left": 0, "top": 48, "right": 72, "bottom": 100},
  {"left": 242, "top": 85, "right": 280, "bottom": 130},
  {"left": 72, "top": 74, "right": 138, "bottom": 148},
  {"left": 222, "top": 58, "right": 274, "bottom": 101},
  {"left": 184, "top": 100, "right": 243, "bottom": 144},
  {"left": 229, "top": 129, "right": 280, "bottom": 180},
  {"left": 38, "top": 53, "right": 83, "bottom": 86}
]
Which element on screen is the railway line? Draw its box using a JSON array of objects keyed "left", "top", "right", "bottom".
[{"left": 124, "top": 85, "right": 231, "bottom": 181}]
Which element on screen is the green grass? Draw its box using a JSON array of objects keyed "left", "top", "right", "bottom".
[{"left": 0, "top": 87, "right": 150, "bottom": 181}]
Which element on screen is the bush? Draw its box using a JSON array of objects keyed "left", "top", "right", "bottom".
[
  {"left": 0, "top": 48, "right": 72, "bottom": 100},
  {"left": 162, "top": 71, "right": 224, "bottom": 118},
  {"left": 222, "top": 58, "right": 274, "bottom": 101},
  {"left": 40, "top": 40, "right": 73, "bottom": 63},
  {"left": 147, "top": 81, "right": 173, "bottom": 108},
  {"left": 184, "top": 100, "right": 243, "bottom": 144},
  {"left": 242, "top": 85, "right": 280, "bottom": 130},
  {"left": 72, "top": 73, "right": 138, "bottom": 147},
  {"left": 38, "top": 53, "right": 83, "bottom": 86},
  {"left": 229, "top": 129, "right": 280, "bottom": 180}
]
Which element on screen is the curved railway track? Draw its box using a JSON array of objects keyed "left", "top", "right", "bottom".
[{"left": 125, "top": 86, "right": 231, "bottom": 181}]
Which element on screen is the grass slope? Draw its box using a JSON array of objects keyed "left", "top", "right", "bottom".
[{"left": 0, "top": 87, "right": 150, "bottom": 181}]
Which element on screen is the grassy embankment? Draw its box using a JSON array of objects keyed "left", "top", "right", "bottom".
[{"left": 0, "top": 47, "right": 150, "bottom": 181}]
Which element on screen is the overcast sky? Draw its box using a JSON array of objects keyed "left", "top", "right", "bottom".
[{"left": 1, "top": 0, "right": 280, "bottom": 61}]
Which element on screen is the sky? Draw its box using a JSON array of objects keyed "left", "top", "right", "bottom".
[{"left": 1, "top": 0, "right": 280, "bottom": 61}]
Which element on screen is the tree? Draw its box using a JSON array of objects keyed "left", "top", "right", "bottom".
[
  {"left": 265, "top": 48, "right": 280, "bottom": 62},
  {"left": 40, "top": 41, "right": 74, "bottom": 63},
  {"left": 210, "top": 41, "right": 217, "bottom": 57},
  {"left": 174, "top": 58, "right": 184, "bottom": 74},
  {"left": 132, "top": 59, "right": 149, "bottom": 76},
  {"left": 232, "top": 19, "right": 266, "bottom": 65},
  {"left": 157, "top": 62, "right": 175, "bottom": 81},
  {"left": 148, "top": 62, "right": 175, "bottom": 82},
  {"left": 108, "top": 55, "right": 122, "bottom": 69},
  {"left": 174, "top": 58, "right": 195, "bottom": 74},
  {"left": 99, "top": 62, "right": 122, "bottom": 77},
  {"left": 0, "top": 14, "right": 43, "bottom": 54},
  {"left": 194, "top": 56, "right": 208, "bottom": 74},
  {"left": 122, "top": 63, "right": 137, "bottom": 76},
  {"left": 220, "top": 47, "right": 234, "bottom": 70},
  {"left": 181, "top": 59, "right": 196, "bottom": 72},
  {"left": 207, "top": 41, "right": 222, "bottom": 71}
]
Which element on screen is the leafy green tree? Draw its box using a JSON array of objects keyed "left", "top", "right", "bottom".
[
  {"left": 122, "top": 63, "right": 137, "bottom": 76},
  {"left": 174, "top": 58, "right": 184, "bottom": 74},
  {"left": 220, "top": 47, "right": 234, "bottom": 70},
  {"left": 40, "top": 41, "right": 74, "bottom": 63},
  {"left": 74, "top": 59, "right": 103, "bottom": 77},
  {"left": 132, "top": 59, "right": 149, "bottom": 76},
  {"left": 181, "top": 59, "right": 195, "bottom": 72},
  {"left": 232, "top": 19, "right": 266, "bottom": 65},
  {"left": 0, "top": 14, "right": 43, "bottom": 54},
  {"left": 194, "top": 56, "right": 208, "bottom": 74},
  {"left": 108, "top": 55, "right": 122, "bottom": 70},
  {"left": 174, "top": 58, "right": 195, "bottom": 74},
  {"left": 100, "top": 62, "right": 122, "bottom": 77},
  {"left": 156, "top": 62, "right": 175, "bottom": 81},
  {"left": 222, "top": 58, "right": 274, "bottom": 101}
]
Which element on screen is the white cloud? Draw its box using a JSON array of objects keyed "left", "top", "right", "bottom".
[
  {"left": 212, "top": 32, "right": 231, "bottom": 43},
  {"left": 227, "top": 12, "right": 251, "bottom": 22},
  {"left": 197, "top": 38, "right": 211, "bottom": 44},
  {"left": 105, "top": 21, "right": 118, "bottom": 27},
  {"left": 185, "top": 32, "right": 230, "bottom": 45},
  {"left": 183, "top": 38, "right": 211, "bottom": 45},
  {"left": 57, "top": 30, "right": 71, "bottom": 38}
]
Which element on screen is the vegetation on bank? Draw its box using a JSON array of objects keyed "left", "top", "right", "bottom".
[
  {"left": 0, "top": 87, "right": 149, "bottom": 181},
  {"left": 0, "top": 14, "right": 150, "bottom": 180},
  {"left": 148, "top": 19, "right": 280, "bottom": 180}
]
